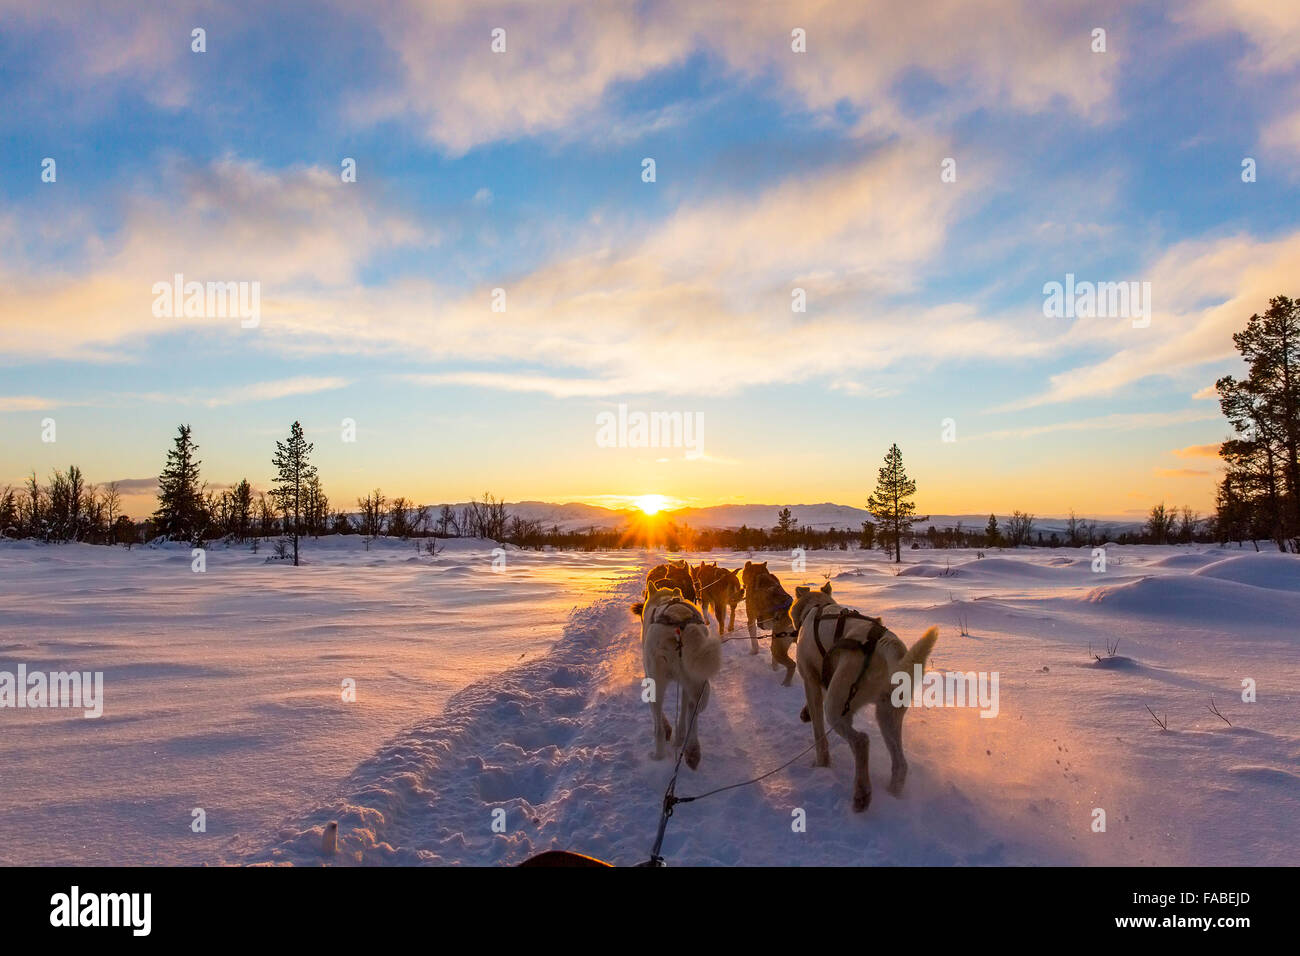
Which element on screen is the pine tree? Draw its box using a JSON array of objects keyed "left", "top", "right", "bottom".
[
  {"left": 867, "top": 443, "right": 926, "bottom": 563},
  {"left": 774, "top": 506, "right": 798, "bottom": 546},
  {"left": 271, "top": 421, "right": 316, "bottom": 566},
  {"left": 154, "top": 425, "right": 204, "bottom": 542},
  {"left": 231, "top": 479, "right": 254, "bottom": 542},
  {"left": 984, "top": 513, "right": 1000, "bottom": 547},
  {"left": 0, "top": 486, "right": 16, "bottom": 538},
  {"left": 775, "top": 507, "right": 796, "bottom": 532},
  {"left": 1215, "top": 295, "right": 1300, "bottom": 551}
]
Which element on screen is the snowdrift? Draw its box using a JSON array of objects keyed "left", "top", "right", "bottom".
[
  {"left": 1083, "top": 572, "right": 1300, "bottom": 629},
  {"left": 1192, "top": 553, "right": 1300, "bottom": 592}
]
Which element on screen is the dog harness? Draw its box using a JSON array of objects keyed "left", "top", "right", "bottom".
[
  {"left": 802, "top": 603, "right": 887, "bottom": 715},
  {"left": 648, "top": 597, "right": 706, "bottom": 633},
  {"left": 756, "top": 582, "right": 796, "bottom": 638}
]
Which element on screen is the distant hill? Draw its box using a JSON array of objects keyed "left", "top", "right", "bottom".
[{"left": 490, "top": 501, "right": 1145, "bottom": 536}]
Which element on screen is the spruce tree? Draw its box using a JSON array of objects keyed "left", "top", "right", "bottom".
[
  {"left": 154, "top": 425, "right": 204, "bottom": 541},
  {"left": 985, "top": 513, "right": 1000, "bottom": 547},
  {"left": 231, "top": 479, "right": 254, "bottom": 542},
  {"left": 271, "top": 421, "right": 316, "bottom": 566},
  {"left": 867, "top": 443, "right": 926, "bottom": 563}
]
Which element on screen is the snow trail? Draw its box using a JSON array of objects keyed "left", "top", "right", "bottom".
[{"left": 241, "top": 555, "right": 1134, "bottom": 866}]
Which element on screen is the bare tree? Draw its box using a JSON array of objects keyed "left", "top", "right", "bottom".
[
  {"left": 437, "top": 504, "right": 457, "bottom": 536},
  {"left": 103, "top": 481, "right": 122, "bottom": 544},
  {"left": 357, "top": 489, "right": 386, "bottom": 538},
  {"left": 1006, "top": 510, "right": 1035, "bottom": 547}
]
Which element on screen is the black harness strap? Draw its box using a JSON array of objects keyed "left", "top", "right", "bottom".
[
  {"left": 809, "top": 604, "right": 887, "bottom": 715},
  {"left": 648, "top": 598, "right": 706, "bottom": 639}
]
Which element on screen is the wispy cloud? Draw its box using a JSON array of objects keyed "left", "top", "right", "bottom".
[
  {"left": 0, "top": 395, "right": 60, "bottom": 412},
  {"left": 0, "top": 157, "right": 434, "bottom": 360},
  {"left": 994, "top": 232, "right": 1300, "bottom": 410},
  {"left": 203, "top": 376, "right": 352, "bottom": 407},
  {"left": 0, "top": 378, "right": 350, "bottom": 413},
  {"left": 1173, "top": 443, "right": 1221, "bottom": 459},
  {"left": 970, "top": 410, "right": 1219, "bottom": 442},
  {"left": 353, "top": 0, "right": 1126, "bottom": 153}
]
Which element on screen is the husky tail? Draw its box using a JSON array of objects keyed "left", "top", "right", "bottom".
[
  {"left": 899, "top": 626, "right": 939, "bottom": 675},
  {"left": 680, "top": 622, "right": 723, "bottom": 682}
]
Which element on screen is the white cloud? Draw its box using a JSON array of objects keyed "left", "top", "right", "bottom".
[
  {"left": 970, "top": 409, "right": 1220, "bottom": 442},
  {"left": 996, "top": 231, "right": 1300, "bottom": 409},
  {"left": 351, "top": 0, "right": 1126, "bottom": 153},
  {"left": 0, "top": 158, "right": 434, "bottom": 360}
]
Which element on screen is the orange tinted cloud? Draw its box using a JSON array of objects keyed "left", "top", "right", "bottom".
[{"left": 1173, "top": 443, "right": 1222, "bottom": 459}]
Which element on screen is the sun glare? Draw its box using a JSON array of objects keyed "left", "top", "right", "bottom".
[{"left": 634, "top": 494, "right": 668, "bottom": 515}]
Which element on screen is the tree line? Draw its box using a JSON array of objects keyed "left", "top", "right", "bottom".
[
  {"left": 7, "top": 290, "right": 1295, "bottom": 560},
  {"left": 0, "top": 422, "right": 547, "bottom": 557}
]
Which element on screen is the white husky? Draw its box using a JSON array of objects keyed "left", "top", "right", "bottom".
[
  {"left": 631, "top": 581, "right": 723, "bottom": 769},
  {"left": 791, "top": 582, "right": 939, "bottom": 812}
]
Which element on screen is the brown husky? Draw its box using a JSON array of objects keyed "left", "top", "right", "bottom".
[
  {"left": 643, "top": 559, "right": 696, "bottom": 603},
  {"left": 791, "top": 581, "right": 938, "bottom": 812},
  {"left": 690, "top": 562, "right": 744, "bottom": 634},
  {"left": 741, "top": 561, "right": 797, "bottom": 683}
]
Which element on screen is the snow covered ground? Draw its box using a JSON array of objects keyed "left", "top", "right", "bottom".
[
  {"left": 0, "top": 537, "right": 637, "bottom": 865},
  {"left": 2, "top": 538, "right": 1296, "bottom": 866}
]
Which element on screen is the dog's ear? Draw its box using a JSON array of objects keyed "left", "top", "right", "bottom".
[
  {"left": 820, "top": 581, "right": 832, "bottom": 594},
  {"left": 743, "top": 561, "right": 752, "bottom": 570},
  {"left": 796, "top": 586, "right": 810, "bottom": 597},
  {"left": 759, "top": 562, "right": 768, "bottom": 570}
]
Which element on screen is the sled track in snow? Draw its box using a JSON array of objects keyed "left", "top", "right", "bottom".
[{"left": 236, "top": 566, "right": 651, "bottom": 865}]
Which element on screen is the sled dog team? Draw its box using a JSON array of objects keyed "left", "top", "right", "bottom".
[{"left": 631, "top": 558, "right": 938, "bottom": 812}]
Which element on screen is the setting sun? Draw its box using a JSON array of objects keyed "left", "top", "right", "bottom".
[{"left": 634, "top": 494, "right": 669, "bottom": 515}]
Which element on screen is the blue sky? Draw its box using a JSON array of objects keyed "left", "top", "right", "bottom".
[{"left": 2, "top": 0, "right": 1298, "bottom": 519}]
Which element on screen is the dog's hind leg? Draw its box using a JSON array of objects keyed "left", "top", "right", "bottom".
[
  {"left": 649, "top": 680, "right": 669, "bottom": 760},
  {"left": 681, "top": 686, "right": 702, "bottom": 775},
  {"left": 802, "top": 675, "right": 831, "bottom": 767},
  {"left": 826, "top": 677, "right": 871, "bottom": 812},
  {"left": 726, "top": 604, "right": 736, "bottom": 633},
  {"left": 876, "top": 698, "right": 908, "bottom": 796},
  {"left": 679, "top": 681, "right": 706, "bottom": 770}
]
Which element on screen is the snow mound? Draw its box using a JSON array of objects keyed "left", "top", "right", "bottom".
[
  {"left": 1083, "top": 573, "right": 1300, "bottom": 628},
  {"left": 1192, "top": 553, "right": 1300, "bottom": 592},
  {"left": 1149, "top": 553, "right": 1222, "bottom": 569},
  {"left": 896, "top": 562, "right": 957, "bottom": 578},
  {"left": 956, "top": 557, "right": 1080, "bottom": 579}
]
